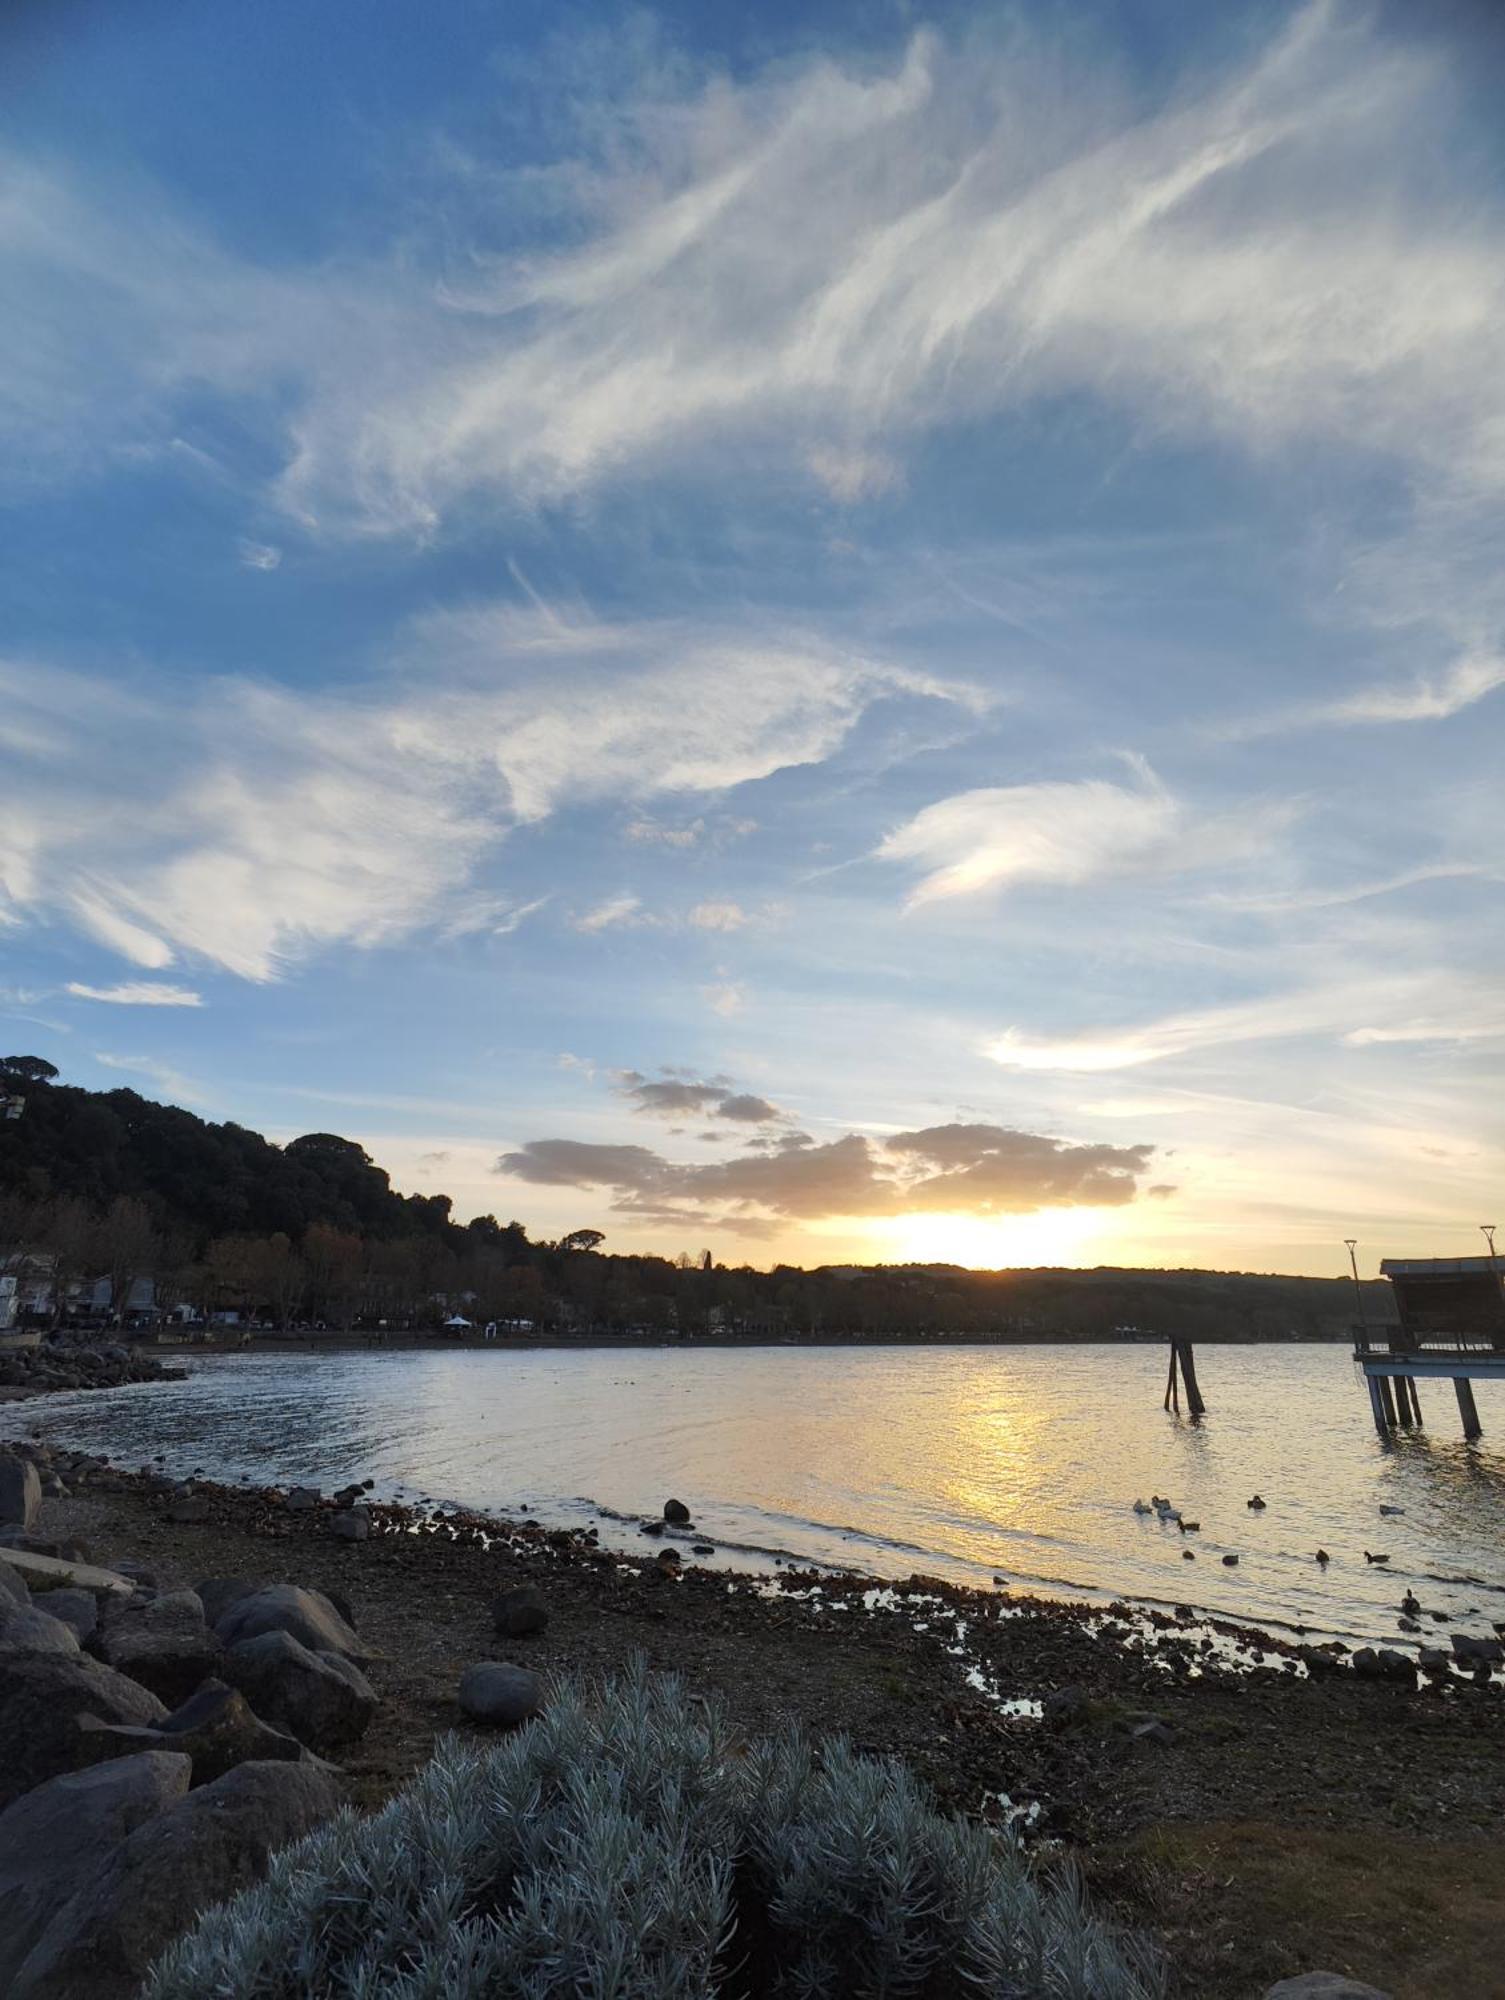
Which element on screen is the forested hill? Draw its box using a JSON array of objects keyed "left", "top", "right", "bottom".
[
  {"left": 0, "top": 1056, "right": 1391, "bottom": 1338},
  {"left": 0, "top": 1056, "right": 466, "bottom": 1248}
]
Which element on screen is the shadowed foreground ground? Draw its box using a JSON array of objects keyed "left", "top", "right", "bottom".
[{"left": 30, "top": 1474, "right": 1505, "bottom": 1999}]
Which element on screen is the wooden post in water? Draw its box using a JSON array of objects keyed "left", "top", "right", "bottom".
[
  {"left": 1378, "top": 1374, "right": 1398, "bottom": 1427},
  {"left": 1456, "top": 1377, "right": 1482, "bottom": 1440},
  {"left": 1163, "top": 1336, "right": 1204, "bottom": 1417}
]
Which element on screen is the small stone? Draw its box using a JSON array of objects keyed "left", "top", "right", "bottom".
[
  {"left": 1222, "top": 1553, "right": 1239, "bottom": 1566},
  {"left": 458, "top": 1661, "right": 542, "bottom": 1728},
  {"left": 1262, "top": 1976, "right": 1392, "bottom": 1999},
  {"left": 656, "top": 1546, "right": 681, "bottom": 1568},
  {"left": 663, "top": 1498, "right": 691, "bottom": 1524},
  {"left": 693, "top": 1543, "right": 716, "bottom": 1556},
  {"left": 330, "top": 1508, "right": 370, "bottom": 1542},
  {"left": 285, "top": 1486, "right": 321, "bottom": 1512},
  {"left": 639, "top": 1520, "right": 665, "bottom": 1537},
  {"left": 492, "top": 1584, "right": 549, "bottom": 1638}
]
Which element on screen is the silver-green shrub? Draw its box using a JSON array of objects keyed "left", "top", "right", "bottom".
[{"left": 144, "top": 1660, "right": 1161, "bottom": 2000}]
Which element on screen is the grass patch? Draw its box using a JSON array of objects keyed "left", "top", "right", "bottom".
[{"left": 1097, "top": 1820, "right": 1505, "bottom": 1999}]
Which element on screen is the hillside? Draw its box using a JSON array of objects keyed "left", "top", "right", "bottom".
[{"left": 0, "top": 1056, "right": 1389, "bottom": 1337}]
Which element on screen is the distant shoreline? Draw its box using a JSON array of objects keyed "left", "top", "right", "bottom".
[{"left": 145, "top": 1327, "right": 1367, "bottom": 1357}]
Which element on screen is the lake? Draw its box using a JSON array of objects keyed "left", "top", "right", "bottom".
[{"left": 6, "top": 1342, "right": 1504, "bottom": 1648}]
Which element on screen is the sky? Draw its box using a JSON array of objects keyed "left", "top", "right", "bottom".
[{"left": 2, "top": 0, "right": 1503, "bottom": 1278}]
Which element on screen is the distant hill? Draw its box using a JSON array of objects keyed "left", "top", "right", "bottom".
[{"left": 0, "top": 1055, "right": 1393, "bottom": 1338}]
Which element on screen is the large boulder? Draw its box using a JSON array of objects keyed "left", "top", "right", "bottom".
[
  {"left": 97, "top": 1589, "right": 222, "bottom": 1704},
  {"left": 0, "top": 1601, "right": 82, "bottom": 1657},
  {"left": 9, "top": 1759, "right": 342, "bottom": 2000},
  {"left": 0, "top": 1556, "right": 26, "bottom": 1605},
  {"left": 458, "top": 1661, "right": 543, "bottom": 1728},
  {"left": 0, "top": 1452, "right": 42, "bottom": 1531},
  {"left": 213, "top": 1583, "right": 369, "bottom": 1663},
  {"left": 78, "top": 1678, "right": 307, "bottom": 1785},
  {"left": 221, "top": 1629, "right": 377, "bottom": 1752},
  {"left": 0, "top": 1750, "right": 191, "bottom": 1991},
  {"left": 38, "top": 1586, "right": 99, "bottom": 1645},
  {"left": 193, "top": 1575, "right": 256, "bottom": 1627},
  {"left": 0, "top": 1652, "right": 168, "bottom": 1808}
]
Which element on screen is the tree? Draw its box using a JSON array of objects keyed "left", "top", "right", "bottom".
[
  {"left": 97, "top": 1195, "right": 160, "bottom": 1325},
  {"left": 560, "top": 1228, "right": 605, "bottom": 1254},
  {"left": 0, "top": 1056, "right": 59, "bottom": 1086}
]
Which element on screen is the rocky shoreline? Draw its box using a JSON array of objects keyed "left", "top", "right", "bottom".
[
  {"left": 0, "top": 1340, "right": 183, "bottom": 1402},
  {"left": 2, "top": 1435, "right": 1503, "bottom": 1996}
]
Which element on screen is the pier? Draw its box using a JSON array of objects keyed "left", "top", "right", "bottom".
[{"left": 1354, "top": 1254, "right": 1505, "bottom": 1438}]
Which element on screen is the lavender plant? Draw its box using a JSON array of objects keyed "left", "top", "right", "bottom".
[{"left": 144, "top": 1660, "right": 1160, "bottom": 2000}]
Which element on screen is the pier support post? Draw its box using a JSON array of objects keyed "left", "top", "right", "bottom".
[
  {"left": 1367, "top": 1374, "right": 1388, "bottom": 1434},
  {"left": 1406, "top": 1377, "right": 1423, "bottom": 1425},
  {"left": 1378, "top": 1374, "right": 1398, "bottom": 1427},
  {"left": 1393, "top": 1375, "right": 1415, "bottom": 1426},
  {"left": 1455, "top": 1377, "right": 1482, "bottom": 1440},
  {"left": 1177, "top": 1340, "right": 1205, "bottom": 1417}
]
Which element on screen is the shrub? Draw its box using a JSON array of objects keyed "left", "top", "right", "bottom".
[{"left": 145, "top": 1660, "right": 1161, "bottom": 1999}]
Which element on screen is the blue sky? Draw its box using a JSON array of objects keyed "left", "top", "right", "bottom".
[{"left": 3, "top": 0, "right": 1503, "bottom": 1274}]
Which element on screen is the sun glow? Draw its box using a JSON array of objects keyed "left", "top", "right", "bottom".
[{"left": 870, "top": 1206, "right": 1111, "bottom": 1269}]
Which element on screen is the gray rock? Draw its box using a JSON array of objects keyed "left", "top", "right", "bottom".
[
  {"left": 1451, "top": 1632, "right": 1505, "bottom": 1666},
  {"left": 0, "top": 1750, "right": 191, "bottom": 1992},
  {"left": 0, "top": 1652, "right": 168, "bottom": 1808},
  {"left": 492, "top": 1583, "right": 549, "bottom": 1637},
  {"left": 1297, "top": 1644, "right": 1344, "bottom": 1676},
  {"left": 330, "top": 1506, "right": 370, "bottom": 1541},
  {"left": 0, "top": 1601, "right": 82, "bottom": 1656},
  {"left": 214, "top": 1583, "right": 370, "bottom": 1663},
  {"left": 9, "top": 1758, "right": 342, "bottom": 2000},
  {"left": 193, "top": 1575, "right": 256, "bottom": 1627},
  {"left": 222, "top": 1629, "right": 377, "bottom": 1751},
  {"left": 0, "top": 1557, "right": 27, "bottom": 1605},
  {"left": 79, "top": 1677, "right": 306, "bottom": 1785},
  {"left": 1374, "top": 1647, "right": 1417, "bottom": 1686},
  {"left": 1263, "top": 1977, "right": 1392, "bottom": 1999},
  {"left": 663, "top": 1497, "right": 691, "bottom": 1524},
  {"left": 38, "top": 1586, "right": 99, "bottom": 1645},
  {"left": 285, "top": 1486, "right": 321, "bottom": 1512},
  {"left": 165, "top": 1493, "right": 210, "bottom": 1524},
  {"left": 1349, "top": 1647, "right": 1382, "bottom": 1678},
  {"left": 458, "top": 1661, "right": 543, "bottom": 1728},
  {"left": 106, "top": 1557, "right": 158, "bottom": 1590},
  {"left": 1417, "top": 1645, "right": 1450, "bottom": 1672},
  {"left": 97, "top": 1588, "right": 222, "bottom": 1703},
  {"left": 0, "top": 1452, "right": 41, "bottom": 1531},
  {"left": 1043, "top": 1686, "right": 1090, "bottom": 1730}
]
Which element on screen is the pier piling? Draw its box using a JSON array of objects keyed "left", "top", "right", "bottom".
[
  {"left": 1163, "top": 1337, "right": 1205, "bottom": 1418},
  {"left": 1455, "top": 1377, "right": 1482, "bottom": 1440}
]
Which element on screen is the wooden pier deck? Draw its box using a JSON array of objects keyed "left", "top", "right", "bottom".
[{"left": 1354, "top": 1256, "right": 1505, "bottom": 1437}]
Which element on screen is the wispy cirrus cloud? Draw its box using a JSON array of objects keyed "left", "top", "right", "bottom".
[
  {"left": 0, "top": 614, "right": 966, "bottom": 979},
  {"left": 988, "top": 976, "right": 1505, "bottom": 1074},
  {"left": 879, "top": 767, "right": 1292, "bottom": 906},
  {"left": 65, "top": 981, "right": 203, "bottom": 1006}
]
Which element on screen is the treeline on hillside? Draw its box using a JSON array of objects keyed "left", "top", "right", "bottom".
[{"left": 0, "top": 1057, "right": 1390, "bottom": 1338}]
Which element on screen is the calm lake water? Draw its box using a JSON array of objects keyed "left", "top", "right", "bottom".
[{"left": 7, "top": 1342, "right": 1504, "bottom": 1648}]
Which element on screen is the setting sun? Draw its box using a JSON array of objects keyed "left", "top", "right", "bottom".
[{"left": 870, "top": 1206, "right": 1110, "bottom": 1269}]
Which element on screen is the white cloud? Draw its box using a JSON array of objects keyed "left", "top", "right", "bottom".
[
  {"left": 688, "top": 900, "right": 748, "bottom": 931},
  {"left": 572, "top": 892, "right": 642, "bottom": 934},
  {"left": 66, "top": 981, "right": 203, "bottom": 1006},
  {"left": 879, "top": 768, "right": 1287, "bottom": 906},
  {"left": 0, "top": 610, "right": 966, "bottom": 979},
  {"left": 988, "top": 977, "right": 1505, "bottom": 1073},
  {"left": 807, "top": 445, "right": 902, "bottom": 503},
  {"left": 1322, "top": 650, "right": 1505, "bottom": 726},
  {"left": 236, "top": 538, "right": 282, "bottom": 572},
  {"left": 702, "top": 981, "right": 745, "bottom": 1017},
  {"left": 93, "top": 1052, "right": 207, "bottom": 1104}
]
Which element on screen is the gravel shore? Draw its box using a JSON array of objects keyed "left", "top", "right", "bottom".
[{"left": 14, "top": 1454, "right": 1504, "bottom": 1999}]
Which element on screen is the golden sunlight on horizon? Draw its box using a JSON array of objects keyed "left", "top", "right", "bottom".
[{"left": 867, "top": 1206, "right": 1111, "bottom": 1269}]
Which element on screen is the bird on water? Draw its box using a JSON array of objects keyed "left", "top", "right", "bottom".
[
  {"left": 1247, "top": 1495, "right": 1266, "bottom": 1510},
  {"left": 1364, "top": 1551, "right": 1391, "bottom": 1565},
  {"left": 1315, "top": 1548, "right": 1330, "bottom": 1564}
]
